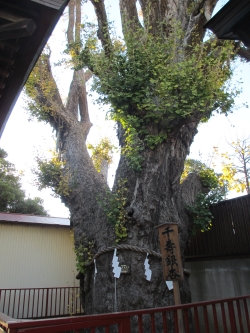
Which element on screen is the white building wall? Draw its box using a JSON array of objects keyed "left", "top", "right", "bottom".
[{"left": 0, "top": 223, "right": 79, "bottom": 288}]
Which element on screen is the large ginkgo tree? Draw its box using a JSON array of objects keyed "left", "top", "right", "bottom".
[{"left": 24, "top": 0, "right": 250, "bottom": 325}]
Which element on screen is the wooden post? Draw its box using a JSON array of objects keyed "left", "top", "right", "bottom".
[
  {"left": 156, "top": 223, "right": 184, "bottom": 333},
  {"left": 173, "top": 281, "right": 185, "bottom": 333},
  {"left": 156, "top": 223, "right": 183, "bottom": 281}
]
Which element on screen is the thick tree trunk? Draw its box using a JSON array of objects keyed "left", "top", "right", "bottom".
[
  {"left": 83, "top": 121, "right": 199, "bottom": 318},
  {"left": 63, "top": 121, "right": 111, "bottom": 245},
  {"left": 26, "top": 0, "right": 241, "bottom": 331}
]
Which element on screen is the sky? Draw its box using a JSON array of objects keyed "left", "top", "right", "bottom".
[
  {"left": 189, "top": 62, "right": 250, "bottom": 164},
  {"left": 0, "top": 0, "right": 249, "bottom": 217}
]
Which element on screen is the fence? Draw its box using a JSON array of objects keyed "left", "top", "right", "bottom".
[
  {"left": 0, "top": 287, "right": 83, "bottom": 319},
  {"left": 185, "top": 194, "right": 250, "bottom": 259},
  {"left": 0, "top": 294, "right": 250, "bottom": 333}
]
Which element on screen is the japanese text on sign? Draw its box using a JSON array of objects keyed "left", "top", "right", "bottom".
[{"left": 156, "top": 223, "right": 183, "bottom": 281}]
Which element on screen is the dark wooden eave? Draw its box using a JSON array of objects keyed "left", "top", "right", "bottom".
[
  {"left": 204, "top": 0, "right": 250, "bottom": 47},
  {"left": 0, "top": 0, "right": 69, "bottom": 137}
]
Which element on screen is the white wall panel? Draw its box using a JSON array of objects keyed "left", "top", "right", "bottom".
[{"left": 0, "top": 224, "right": 79, "bottom": 288}]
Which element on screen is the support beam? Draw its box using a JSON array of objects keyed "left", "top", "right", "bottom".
[
  {"left": 0, "top": 68, "right": 9, "bottom": 77},
  {"left": 0, "top": 18, "right": 36, "bottom": 40},
  {"left": 0, "top": 55, "right": 14, "bottom": 65},
  {"left": 0, "top": 9, "right": 22, "bottom": 22},
  {"left": 0, "top": 40, "right": 20, "bottom": 51}
]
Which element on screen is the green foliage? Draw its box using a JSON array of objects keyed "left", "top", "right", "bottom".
[
  {"left": 0, "top": 148, "right": 24, "bottom": 211},
  {"left": 183, "top": 159, "right": 225, "bottom": 234},
  {"left": 12, "top": 197, "right": 49, "bottom": 216},
  {"left": 0, "top": 148, "right": 7, "bottom": 159},
  {"left": 199, "top": 167, "right": 220, "bottom": 189},
  {"left": 25, "top": 50, "right": 58, "bottom": 123},
  {"left": 0, "top": 148, "right": 48, "bottom": 215},
  {"left": 75, "top": 21, "right": 236, "bottom": 169},
  {"left": 181, "top": 159, "right": 219, "bottom": 189},
  {"left": 98, "top": 179, "right": 128, "bottom": 243},
  {"left": 35, "top": 151, "right": 71, "bottom": 199},
  {"left": 74, "top": 239, "right": 95, "bottom": 274},
  {"left": 187, "top": 190, "right": 222, "bottom": 234},
  {"left": 87, "top": 137, "right": 115, "bottom": 173}
]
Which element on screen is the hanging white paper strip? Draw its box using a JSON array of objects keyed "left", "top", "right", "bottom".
[
  {"left": 144, "top": 253, "right": 152, "bottom": 281},
  {"left": 112, "top": 248, "right": 121, "bottom": 278},
  {"left": 94, "top": 259, "right": 97, "bottom": 282},
  {"left": 166, "top": 281, "right": 173, "bottom": 290}
]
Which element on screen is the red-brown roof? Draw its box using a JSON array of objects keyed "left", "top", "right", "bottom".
[{"left": 0, "top": 212, "right": 70, "bottom": 226}]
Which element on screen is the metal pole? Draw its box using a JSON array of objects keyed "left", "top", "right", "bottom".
[{"left": 114, "top": 278, "right": 117, "bottom": 312}]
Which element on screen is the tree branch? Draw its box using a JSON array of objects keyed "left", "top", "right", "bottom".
[
  {"left": 84, "top": 69, "right": 92, "bottom": 83},
  {"left": 181, "top": 173, "right": 208, "bottom": 207},
  {"left": 204, "top": 0, "right": 218, "bottom": 21},
  {"left": 67, "top": 0, "right": 75, "bottom": 45},
  {"left": 77, "top": 70, "right": 91, "bottom": 125},
  {"left": 34, "top": 54, "right": 69, "bottom": 125},
  {"left": 66, "top": 69, "right": 92, "bottom": 132},
  {"left": 119, "top": 0, "right": 142, "bottom": 36},
  {"left": 75, "top": 0, "right": 81, "bottom": 43},
  {"left": 138, "top": 0, "right": 164, "bottom": 35},
  {"left": 184, "top": 0, "right": 219, "bottom": 45},
  {"left": 65, "top": 1, "right": 92, "bottom": 135},
  {"left": 90, "top": 0, "right": 112, "bottom": 56},
  {"left": 237, "top": 46, "right": 250, "bottom": 62},
  {"left": 66, "top": 71, "right": 79, "bottom": 119}
]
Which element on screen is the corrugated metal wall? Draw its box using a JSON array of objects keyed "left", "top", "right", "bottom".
[
  {"left": 185, "top": 194, "right": 250, "bottom": 259},
  {"left": 0, "top": 223, "right": 79, "bottom": 288}
]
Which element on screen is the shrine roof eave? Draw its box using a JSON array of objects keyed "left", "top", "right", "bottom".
[
  {"left": 0, "top": 0, "right": 70, "bottom": 137},
  {"left": 204, "top": 0, "right": 250, "bottom": 47}
]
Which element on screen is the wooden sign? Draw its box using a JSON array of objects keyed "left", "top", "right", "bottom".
[{"left": 156, "top": 223, "right": 183, "bottom": 281}]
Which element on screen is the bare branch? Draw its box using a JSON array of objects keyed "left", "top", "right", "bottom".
[
  {"left": 66, "top": 68, "right": 92, "bottom": 135},
  {"left": 90, "top": 0, "right": 112, "bottom": 56},
  {"left": 138, "top": 0, "right": 206, "bottom": 38},
  {"left": 75, "top": 0, "right": 81, "bottom": 42},
  {"left": 84, "top": 69, "right": 92, "bottom": 83},
  {"left": 185, "top": 0, "right": 219, "bottom": 45},
  {"left": 67, "top": 0, "right": 75, "bottom": 45},
  {"left": 138, "top": 0, "right": 164, "bottom": 35},
  {"left": 65, "top": 0, "right": 91, "bottom": 132},
  {"left": 66, "top": 70, "right": 79, "bottom": 119},
  {"left": 181, "top": 173, "right": 208, "bottom": 207},
  {"left": 119, "top": 0, "right": 142, "bottom": 35},
  {"left": 77, "top": 71, "right": 91, "bottom": 124},
  {"left": 237, "top": 46, "right": 250, "bottom": 62},
  {"left": 204, "top": 0, "right": 218, "bottom": 21}
]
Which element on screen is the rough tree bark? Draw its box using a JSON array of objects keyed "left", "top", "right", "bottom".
[
  {"left": 25, "top": 0, "right": 243, "bottom": 331},
  {"left": 84, "top": 0, "right": 218, "bottom": 317}
]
